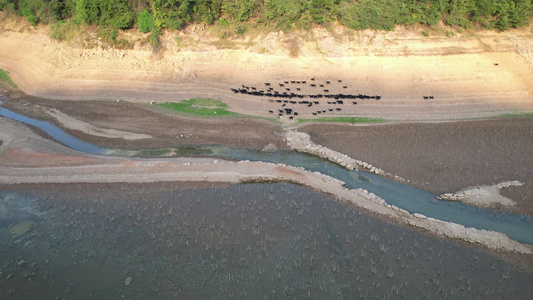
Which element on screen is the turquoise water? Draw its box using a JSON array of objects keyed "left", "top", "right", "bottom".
[
  {"left": 1, "top": 183, "right": 532, "bottom": 299},
  {"left": 205, "top": 145, "right": 533, "bottom": 245},
  {"left": 1, "top": 106, "right": 532, "bottom": 245}
]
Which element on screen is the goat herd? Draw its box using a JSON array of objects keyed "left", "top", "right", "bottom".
[
  {"left": 231, "top": 78, "right": 381, "bottom": 120},
  {"left": 231, "top": 78, "right": 433, "bottom": 120}
]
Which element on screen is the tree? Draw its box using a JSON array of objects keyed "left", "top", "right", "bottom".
[
  {"left": 152, "top": 0, "right": 192, "bottom": 29},
  {"left": 75, "top": 0, "right": 100, "bottom": 25},
  {"left": 49, "top": 0, "right": 75, "bottom": 21}
]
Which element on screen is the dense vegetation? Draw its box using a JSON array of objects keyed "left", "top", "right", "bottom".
[{"left": 1, "top": 0, "right": 531, "bottom": 33}]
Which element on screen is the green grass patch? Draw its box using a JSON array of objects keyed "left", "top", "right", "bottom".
[
  {"left": 296, "top": 116, "right": 385, "bottom": 124},
  {"left": 0, "top": 68, "right": 18, "bottom": 89},
  {"left": 154, "top": 98, "right": 240, "bottom": 117},
  {"left": 499, "top": 113, "right": 533, "bottom": 118}
]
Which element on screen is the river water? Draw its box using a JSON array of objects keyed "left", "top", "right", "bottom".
[
  {"left": 2, "top": 106, "right": 531, "bottom": 244},
  {"left": 1, "top": 106, "right": 533, "bottom": 298},
  {"left": 1, "top": 183, "right": 533, "bottom": 299}
]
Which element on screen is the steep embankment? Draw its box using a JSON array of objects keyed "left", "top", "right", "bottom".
[{"left": 0, "top": 18, "right": 532, "bottom": 121}]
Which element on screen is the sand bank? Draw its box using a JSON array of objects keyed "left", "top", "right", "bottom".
[
  {"left": 44, "top": 108, "right": 153, "bottom": 140},
  {"left": 286, "top": 130, "right": 387, "bottom": 175},
  {"left": 0, "top": 22, "right": 532, "bottom": 122},
  {"left": 438, "top": 181, "right": 522, "bottom": 208}
]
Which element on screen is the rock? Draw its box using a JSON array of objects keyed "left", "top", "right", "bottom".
[
  {"left": 413, "top": 213, "right": 427, "bottom": 219},
  {"left": 261, "top": 143, "right": 278, "bottom": 153}
]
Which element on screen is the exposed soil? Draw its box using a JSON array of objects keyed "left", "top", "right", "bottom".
[
  {"left": 1, "top": 19, "right": 532, "bottom": 124},
  {"left": 2, "top": 94, "right": 288, "bottom": 151},
  {"left": 299, "top": 119, "right": 533, "bottom": 215},
  {"left": 3, "top": 92, "right": 532, "bottom": 216}
]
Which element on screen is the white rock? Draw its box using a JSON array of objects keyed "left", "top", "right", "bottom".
[{"left": 413, "top": 213, "right": 427, "bottom": 219}]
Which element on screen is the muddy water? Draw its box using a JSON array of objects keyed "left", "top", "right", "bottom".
[{"left": 1, "top": 183, "right": 532, "bottom": 299}]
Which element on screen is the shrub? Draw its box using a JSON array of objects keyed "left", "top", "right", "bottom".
[
  {"left": 235, "top": 25, "right": 247, "bottom": 35},
  {"left": 138, "top": 9, "right": 153, "bottom": 33},
  {"left": 422, "top": 31, "right": 429, "bottom": 37},
  {"left": 22, "top": 7, "right": 39, "bottom": 26},
  {"left": 49, "top": 0, "right": 74, "bottom": 21},
  {"left": 149, "top": 27, "right": 162, "bottom": 52},
  {"left": 217, "top": 17, "right": 230, "bottom": 27},
  {"left": 75, "top": 0, "right": 99, "bottom": 25},
  {"left": 50, "top": 19, "right": 79, "bottom": 41},
  {"left": 109, "top": 29, "right": 118, "bottom": 42},
  {"left": 112, "top": 11, "right": 135, "bottom": 30}
]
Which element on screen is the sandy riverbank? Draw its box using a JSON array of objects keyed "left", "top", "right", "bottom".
[{"left": 0, "top": 18, "right": 532, "bottom": 122}]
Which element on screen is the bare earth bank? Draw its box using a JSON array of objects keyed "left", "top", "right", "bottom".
[
  {"left": 299, "top": 119, "right": 533, "bottom": 215},
  {"left": 2, "top": 93, "right": 532, "bottom": 216},
  {"left": 1, "top": 20, "right": 532, "bottom": 123}
]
